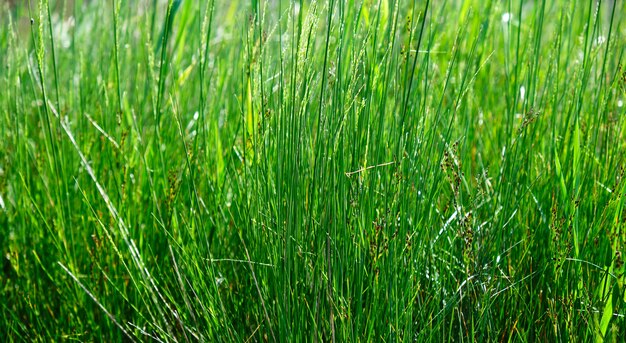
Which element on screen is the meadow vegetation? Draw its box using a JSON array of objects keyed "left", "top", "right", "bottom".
[{"left": 1, "top": 0, "right": 626, "bottom": 341}]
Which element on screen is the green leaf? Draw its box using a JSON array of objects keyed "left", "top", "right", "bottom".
[
  {"left": 555, "top": 147, "right": 567, "bottom": 200},
  {"left": 595, "top": 269, "right": 613, "bottom": 343}
]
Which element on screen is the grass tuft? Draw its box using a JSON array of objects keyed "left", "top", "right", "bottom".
[{"left": 1, "top": 0, "right": 626, "bottom": 341}]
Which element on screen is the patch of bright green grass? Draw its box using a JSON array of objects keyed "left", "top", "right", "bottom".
[{"left": 1, "top": 0, "right": 626, "bottom": 341}]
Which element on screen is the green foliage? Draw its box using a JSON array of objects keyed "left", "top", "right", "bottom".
[{"left": 1, "top": 0, "right": 626, "bottom": 341}]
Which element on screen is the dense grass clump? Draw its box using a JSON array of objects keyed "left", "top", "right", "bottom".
[{"left": 1, "top": 0, "right": 626, "bottom": 341}]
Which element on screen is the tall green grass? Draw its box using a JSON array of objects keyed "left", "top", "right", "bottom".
[{"left": 1, "top": 0, "right": 626, "bottom": 341}]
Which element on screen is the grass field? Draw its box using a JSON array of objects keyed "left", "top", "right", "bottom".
[{"left": 1, "top": 0, "right": 626, "bottom": 341}]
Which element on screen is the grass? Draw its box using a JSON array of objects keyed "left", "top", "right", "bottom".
[{"left": 1, "top": 0, "right": 626, "bottom": 341}]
